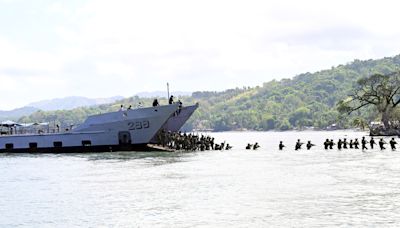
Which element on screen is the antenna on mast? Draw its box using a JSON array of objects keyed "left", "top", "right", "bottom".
[{"left": 167, "top": 82, "right": 170, "bottom": 100}]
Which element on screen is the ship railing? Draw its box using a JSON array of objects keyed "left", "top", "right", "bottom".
[{"left": 0, "top": 124, "right": 79, "bottom": 136}]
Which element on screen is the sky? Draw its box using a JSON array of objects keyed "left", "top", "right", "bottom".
[{"left": 1, "top": 0, "right": 400, "bottom": 110}]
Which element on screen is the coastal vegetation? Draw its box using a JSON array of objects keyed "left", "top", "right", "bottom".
[
  {"left": 338, "top": 72, "right": 400, "bottom": 130},
  {"left": 18, "top": 55, "right": 400, "bottom": 131}
]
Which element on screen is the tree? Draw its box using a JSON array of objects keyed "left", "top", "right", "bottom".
[
  {"left": 260, "top": 113, "right": 275, "bottom": 130},
  {"left": 338, "top": 72, "right": 400, "bottom": 129},
  {"left": 352, "top": 117, "right": 369, "bottom": 130},
  {"left": 277, "top": 118, "right": 291, "bottom": 130},
  {"left": 289, "top": 107, "right": 311, "bottom": 128}
]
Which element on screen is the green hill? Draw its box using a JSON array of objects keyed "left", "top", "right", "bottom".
[{"left": 18, "top": 55, "right": 400, "bottom": 131}]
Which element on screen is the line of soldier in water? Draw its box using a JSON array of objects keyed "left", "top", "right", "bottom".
[
  {"left": 157, "top": 130, "right": 232, "bottom": 151},
  {"left": 245, "top": 143, "right": 260, "bottom": 150},
  {"left": 279, "top": 137, "right": 398, "bottom": 151},
  {"left": 156, "top": 130, "right": 398, "bottom": 152}
]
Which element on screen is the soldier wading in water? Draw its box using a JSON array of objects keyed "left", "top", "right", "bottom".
[
  {"left": 295, "top": 139, "right": 303, "bottom": 150},
  {"left": 390, "top": 138, "right": 397, "bottom": 150}
]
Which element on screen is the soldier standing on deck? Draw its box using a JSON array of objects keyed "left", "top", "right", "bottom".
[
  {"left": 169, "top": 95, "right": 174, "bottom": 104},
  {"left": 152, "top": 99, "right": 159, "bottom": 107}
]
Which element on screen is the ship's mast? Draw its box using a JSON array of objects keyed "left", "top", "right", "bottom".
[{"left": 167, "top": 82, "right": 170, "bottom": 100}]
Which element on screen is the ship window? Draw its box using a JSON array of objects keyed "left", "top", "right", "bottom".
[
  {"left": 29, "top": 142, "right": 38, "bottom": 149},
  {"left": 53, "top": 141, "right": 62, "bottom": 147},
  {"left": 5, "top": 143, "right": 13, "bottom": 149},
  {"left": 82, "top": 140, "right": 92, "bottom": 146}
]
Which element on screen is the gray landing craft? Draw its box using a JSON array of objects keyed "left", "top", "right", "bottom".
[{"left": 0, "top": 103, "right": 198, "bottom": 153}]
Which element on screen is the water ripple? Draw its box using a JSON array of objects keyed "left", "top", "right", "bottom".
[{"left": 1, "top": 131, "right": 400, "bottom": 227}]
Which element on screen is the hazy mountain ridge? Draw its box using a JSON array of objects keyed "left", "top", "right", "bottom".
[
  {"left": 0, "top": 96, "right": 124, "bottom": 121},
  {"left": 17, "top": 54, "right": 400, "bottom": 131},
  {"left": 27, "top": 96, "right": 125, "bottom": 111},
  {"left": 0, "top": 106, "right": 39, "bottom": 121},
  {"left": 135, "top": 91, "right": 192, "bottom": 98}
]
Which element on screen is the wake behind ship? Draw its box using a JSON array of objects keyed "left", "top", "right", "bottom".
[{"left": 0, "top": 104, "right": 182, "bottom": 153}]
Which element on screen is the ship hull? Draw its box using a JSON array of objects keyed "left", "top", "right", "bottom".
[
  {"left": 0, "top": 144, "right": 149, "bottom": 153},
  {"left": 0, "top": 104, "right": 179, "bottom": 153},
  {"left": 163, "top": 104, "right": 198, "bottom": 132},
  {"left": 150, "top": 104, "right": 199, "bottom": 143}
]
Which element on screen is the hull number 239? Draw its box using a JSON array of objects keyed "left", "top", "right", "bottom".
[{"left": 128, "top": 120, "right": 150, "bottom": 130}]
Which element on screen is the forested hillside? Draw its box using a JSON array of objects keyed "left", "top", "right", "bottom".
[{"left": 18, "top": 55, "right": 400, "bottom": 131}]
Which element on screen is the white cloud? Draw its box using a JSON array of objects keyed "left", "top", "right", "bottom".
[{"left": 1, "top": 0, "right": 400, "bottom": 109}]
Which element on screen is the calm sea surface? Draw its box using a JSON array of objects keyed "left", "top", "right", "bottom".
[{"left": 1, "top": 131, "right": 400, "bottom": 227}]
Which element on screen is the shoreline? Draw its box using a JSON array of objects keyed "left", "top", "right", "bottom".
[{"left": 192, "top": 129, "right": 369, "bottom": 133}]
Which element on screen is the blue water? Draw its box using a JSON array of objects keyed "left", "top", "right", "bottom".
[{"left": 1, "top": 131, "right": 400, "bottom": 227}]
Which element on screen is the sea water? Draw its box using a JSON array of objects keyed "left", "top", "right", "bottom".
[{"left": 1, "top": 131, "right": 400, "bottom": 227}]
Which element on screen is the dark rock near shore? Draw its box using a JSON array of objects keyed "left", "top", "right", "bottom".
[{"left": 370, "top": 127, "right": 400, "bottom": 136}]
